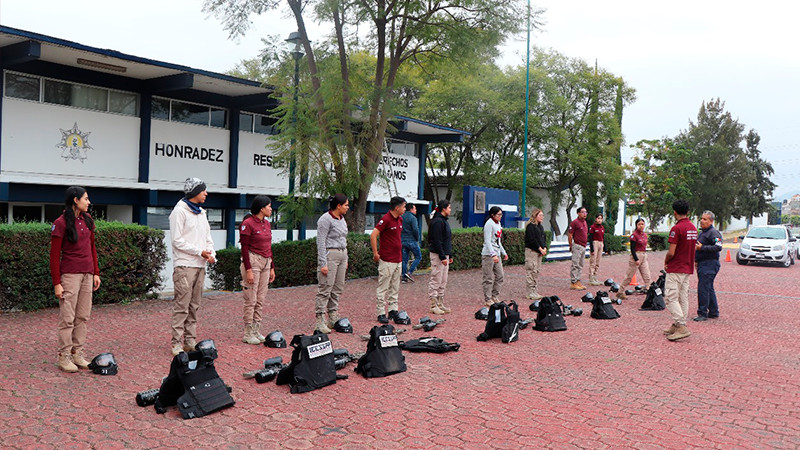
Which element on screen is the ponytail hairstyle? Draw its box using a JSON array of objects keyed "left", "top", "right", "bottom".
[
  {"left": 63, "top": 186, "right": 94, "bottom": 243},
  {"left": 526, "top": 208, "right": 543, "bottom": 227},
  {"left": 328, "top": 193, "right": 348, "bottom": 211},
  {"left": 484, "top": 206, "right": 503, "bottom": 225},
  {"left": 243, "top": 195, "right": 272, "bottom": 221},
  {"left": 435, "top": 199, "right": 450, "bottom": 213}
]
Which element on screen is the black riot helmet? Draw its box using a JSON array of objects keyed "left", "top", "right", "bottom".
[
  {"left": 581, "top": 292, "right": 595, "bottom": 303},
  {"left": 88, "top": 353, "right": 118, "bottom": 375},
  {"left": 393, "top": 310, "right": 411, "bottom": 325},
  {"left": 475, "top": 307, "right": 489, "bottom": 320},
  {"left": 333, "top": 318, "right": 353, "bottom": 333},
  {"left": 195, "top": 339, "right": 218, "bottom": 360},
  {"left": 264, "top": 330, "right": 287, "bottom": 348}
]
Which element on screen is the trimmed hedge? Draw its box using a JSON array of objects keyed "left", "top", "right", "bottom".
[
  {"left": 209, "top": 227, "right": 553, "bottom": 291},
  {"left": 603, "top": 234, "right": 626, "bottom": 254},
  {"left": 648, "top": 232, "right": 669, "bottom": 251},
  {"left": 0, "top": 221, "right": 167, "bottom": 311}
]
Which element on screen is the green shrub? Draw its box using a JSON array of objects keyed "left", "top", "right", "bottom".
[
  {"left": 0, "top": 221, "right": 167, "bottom": 311},
  {"left": 604, "top": 234, "right": 626, "bottom": 254},
  {"left": 648, "top": 232, "right": 669, "bottom": 251},
  {"left": 209, "top": 227, "right": 552, "bottom": 291},
  {"left": 209, "top": 234, "right": 378, "bottom": 290}
]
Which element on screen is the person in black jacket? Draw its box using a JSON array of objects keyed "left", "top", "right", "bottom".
[
  {"left": 428, "top": 200, "right": 453, "bottom": 314},
  {"left": 693, "top": 210, "right": 723, "bottom": 321},
  {"left": 524, "top": 208, "right": 548, "bottom": 299}
]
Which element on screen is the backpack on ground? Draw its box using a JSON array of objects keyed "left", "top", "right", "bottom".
[
  {"left": 534, "top": 296, "right": 568, "bottom": 332},
  {"left": 399, "top": 337, "right": 460, "bottom": 353},
  {"left": 477, "top": 301, "right": 508, "bottom": 341},
  {"left": 501, "top": 301, "right": 521, "bottom": 343},
  {"left": 155, "top": 343, "right": 234, "bottom": 419},
  {"left": 656, "top": 270, "right": 666, "bottom": 291},
  {"left": 276, "top": 333, "right": 337, "bottom": 393},
  {"left": 640, "top": 281, "right": 666, "bottom": 310},
  {"left": 355, "top": 325, "right": 407, "bottom": 378},
  {"left": 591, "top": 291, "right": 621, "bottom": 319}
]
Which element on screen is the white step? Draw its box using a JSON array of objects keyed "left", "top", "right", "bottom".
[{"left": 545, "top": 241, "right": 589, "bottom": 261}]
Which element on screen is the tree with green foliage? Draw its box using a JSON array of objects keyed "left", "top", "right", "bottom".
[
  {"left": 675, "top": 98, "right": 749, "bottom": 222},
  {"left": 735, "top": 129, "right": 776, "bottom": 225},
  {"left": 603, "top": 79, "right": 626, "bottom": 230},
  {"left": 623, "top": 139, "right": 699, "bottom": 231},
  {"left": 204, "top": 0, "right": 522, "bottom": 232},
  {"left": 527, "top": 49, "right": 635, "bottom": 234}
]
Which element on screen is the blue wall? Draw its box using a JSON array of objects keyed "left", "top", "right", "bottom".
[{"left": 462, "top": 185, "right": 520, "bottom": 228}]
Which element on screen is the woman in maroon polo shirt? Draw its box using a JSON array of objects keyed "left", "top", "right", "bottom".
[
  {"left": 239, "top": 195, "right": 276, "bottom": 345},
  {"left": 50, "top": 186, "right": 101, "bottom": 373},
  {"left": 618, "top": 218, "right": 652, "bottom": 299}
]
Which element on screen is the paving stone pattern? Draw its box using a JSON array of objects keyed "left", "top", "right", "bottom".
[{"left": 1, "top": 250, "right": 799, "bottom": 448}]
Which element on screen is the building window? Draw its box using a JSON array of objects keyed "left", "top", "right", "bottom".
[
  {"left": 147, "top": 206, "right": 224, "bottom": 230},
  {"left": 240, "top": 112, "right": 279, "bottom": 135},
  {"left": 239, "top": 114, "right": 254, "bottom": 133},
  {"left": 44, "top": 79, "right": 109, "bottom": 112},
  {"left": 110, "top": 91, "right": 138, "bottom": 115},
  {"left": 254, "top": 114, "right": 278, "bottom": 135},
  {"left": 151, "top": 98, "right": 170, "bottom": 121},
  {"left": 3, "top": 71, "right": 138, "bottom": 116},
  {"left": 389, "top": 141, "right": 417, "bottom": 157},
  {"left": 4, "top": 72, "right": 40, "bottom": 101},
  {"left": 206, "top": 209, "right": 224, "bottom": 230},
  {"left": 152, "top": 97, "right": 228, "bottom": 128},
  {"left": 146, "top": 207, "right": 171, "bottom": 230},
  {"left": 12, "top": 205, "right": 41, "bottom": 223},
  {"left": 6, "top": 203, "right": 105, "bottom": 224}
]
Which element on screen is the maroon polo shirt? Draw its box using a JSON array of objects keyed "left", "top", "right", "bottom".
[
  {"left": 667, "top": 217, "right": 698, "bottom": 274},
  {"left": 568, "top": 218, "right": 588, "bottom": 247},
  {"left": 50, "top": 214, "right": 99, "bottom": 285},
  {"left": 630, "top": 230, "right": 648, "bottom": 252},
  {"left": 375, "top": 212, "right": 403, "bottom": 263},
  {"left": 240, "top": 215, "right": 274, "bottom": 270},
  {"left": 589, "top": 223, "right": 605, "bottom": 242}
]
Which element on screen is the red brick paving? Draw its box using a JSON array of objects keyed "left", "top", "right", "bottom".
[{"left": 1, "top": 250, "right": 799, "bottom": 448}]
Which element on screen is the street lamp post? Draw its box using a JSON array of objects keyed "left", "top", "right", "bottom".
[
  {"left": 285, "top": 32, "right": 304, "bottom": 241},
  {"left": 520, "top": 0, "right": 531, "bottom": 224}
]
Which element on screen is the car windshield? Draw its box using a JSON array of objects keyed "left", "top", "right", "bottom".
[{"left": 746, "top": 228, "right": 786, "bottom": 240}]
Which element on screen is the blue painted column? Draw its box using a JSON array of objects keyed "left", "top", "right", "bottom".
[
  {"left": 228, "top": 109, "right": 240, "bottom": 189},
  {"left": 226, "top": 207, "right": 236, "bottom": 247},
  {"left": 134, "top": 94, "right": 153, "bottom": 225},
  {"left": 417, "top": 142, "right": 427, "bottom": 201},
  {"left": 138, "top": 94, "right": 152, "bottom": 183}
]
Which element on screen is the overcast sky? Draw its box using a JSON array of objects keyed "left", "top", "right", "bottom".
[{"left": 2, "top": 0, "right": 799, "bottom": 199}]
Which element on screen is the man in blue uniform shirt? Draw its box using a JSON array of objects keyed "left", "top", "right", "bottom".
[{"left": 694, "top": 210, "right": 723, "bottom": 321}]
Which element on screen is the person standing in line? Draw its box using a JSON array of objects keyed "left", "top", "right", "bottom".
[
  {"left": 567, "top": 206, "right": 589, "bottom": 290},
  {"left": 618, "top": 218, "right": 652, "bottom": 300},
  {"left": 370, "top": 196, "right": 406, "bottom": 323},
  {"left": 428, "top": 200, "right": 454, "bottom": 314},
  {"left": 314, "top": 194, "right": 350, "bottom": 333},
  {"left": 50, "top": 186, "right": 101, "bottom": 373},
  {"left": 663, "top": 199, "right": 698, "bottom": 341},
  {"left": 169, "top": 177, "right": 216, "bottom": 356},
  {"left": 239, "top": 195, "right": 275, "bottom": 344},
  {"left": 693, "top": 210, "right": 722, "bottom": 322},
  {"left": 588, "top": 214, "right": 605, "bottom": 286},
  {"left": 481, "top": 206, "right": 508, "bottom": 305},
  {"left": 401, "top": 203, "right": 421, "bottom": 283},
  {"left": 524, "top": 208, "right": 547, "bottom": 300}
]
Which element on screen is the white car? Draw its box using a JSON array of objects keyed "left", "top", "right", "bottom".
[{"left": 736, "top": 225, "right": 796, "bottom": 267}]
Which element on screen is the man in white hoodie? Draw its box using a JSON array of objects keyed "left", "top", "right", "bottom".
[{"left": 169, "top": 177, "right": 216, "bottom": 356}]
